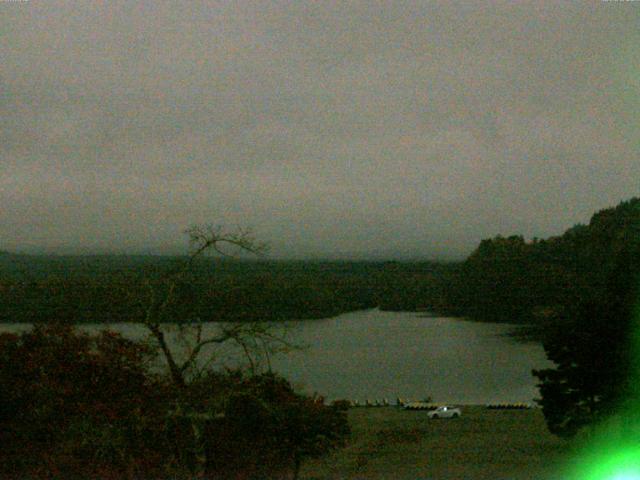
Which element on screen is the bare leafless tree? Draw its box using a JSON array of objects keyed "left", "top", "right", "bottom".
[
  {"left": 138, "top": 225, "right": 294, "bottom": 388},
  {"left": 134, "top": 225, "right": 304, "bottom": 477}
]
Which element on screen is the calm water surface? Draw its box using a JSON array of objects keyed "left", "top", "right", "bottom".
[{"left": 0, "top": 309, "right": 551, "bottom": 404}]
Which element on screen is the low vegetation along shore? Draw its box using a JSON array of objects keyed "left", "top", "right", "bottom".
[{"left": 301, "top": 406, "right": 568, "bottom": 480}]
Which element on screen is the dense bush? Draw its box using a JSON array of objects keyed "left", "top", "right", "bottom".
[
  {"left": 0, "top": 324, "right": 168, "bottom": 479},
  {"left": 205, "top": 373, "right": 350, "bottom": 479},
  {"left": 0, "top": 326, "right": 349, "bottom": 479}
]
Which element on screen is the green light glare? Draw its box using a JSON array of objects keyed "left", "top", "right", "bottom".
[
  {"left": 612, "top": 472, "right": 640, "bottom": 480},
  {"left": 576, "top": 445, "right": 640, "bottom": 480},
  {"left": 630, "top": 295, "right": 640, "bottom": 395},
  {"left": 568, "top": 283, "right": 640, "bottom": 480}
]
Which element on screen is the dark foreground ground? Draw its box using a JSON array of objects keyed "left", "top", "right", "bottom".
[{"left": 300, "top": 406, "right": 571, "bottom": 480}]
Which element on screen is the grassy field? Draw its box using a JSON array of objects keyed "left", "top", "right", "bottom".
[{"left": 300, "top": 406, "right": 571, "bottom": 480}]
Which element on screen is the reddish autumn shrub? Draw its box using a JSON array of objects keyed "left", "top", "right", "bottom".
[
  {"left": 0, "top": 327, "right": 350, "bottom": 480},
  {"left": 204, "top": 372, "right": 350, "bottom": 479},
  {"left": 0, "top": 325, "right": 168, "bottom": 479}
]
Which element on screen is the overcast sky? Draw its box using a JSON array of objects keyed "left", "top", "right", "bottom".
[{"left": 1, "top": 1, "right": 638, "bottom": 259}]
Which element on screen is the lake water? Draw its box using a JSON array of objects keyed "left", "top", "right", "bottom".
[{"left": 0, "top": 309, "right": 552, "bottom": 404}]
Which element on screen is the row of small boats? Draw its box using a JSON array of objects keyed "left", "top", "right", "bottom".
[{"left": 334, "top": 399, "right": 534, "bottom": 410}]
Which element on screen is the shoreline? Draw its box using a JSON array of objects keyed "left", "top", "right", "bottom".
[{"left": 300, "top": 405, "right": 567, "bottom": 480}]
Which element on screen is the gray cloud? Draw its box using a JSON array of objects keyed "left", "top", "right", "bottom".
[{"left": 1, "top": 1, "right": 638, "bottom": 258}]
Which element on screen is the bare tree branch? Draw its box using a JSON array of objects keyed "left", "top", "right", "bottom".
[
  {"left": 135, "top": 225, "right": 284, "bottom": 388},
  {"left": 185, "top": 224, "right": 269, "bottom": 262},
  {"left": 178, "top": 328, "right": 238, "bottom": 375}
]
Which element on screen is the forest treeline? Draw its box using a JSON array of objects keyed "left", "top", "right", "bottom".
[
  {"left": 0, "top": 254, "right": 454, "bottom": 324},
  {"left": 434, "top": 197, "right": 640, "bottom": 330},
  {"left": 1, "top": 197, "right": 638, "bottom": 328}
]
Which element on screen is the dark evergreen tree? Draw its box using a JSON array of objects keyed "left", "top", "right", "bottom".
[{"left": 533, "top": 199, "right": 640, "bottom": 437}]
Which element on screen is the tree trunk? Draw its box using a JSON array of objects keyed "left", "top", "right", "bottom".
[
  {"left": 293, "top": 456, "right": 301, "bottom": 480},
  {"left": 148, "top": 323, "right": 185, "bottom": 388}
]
